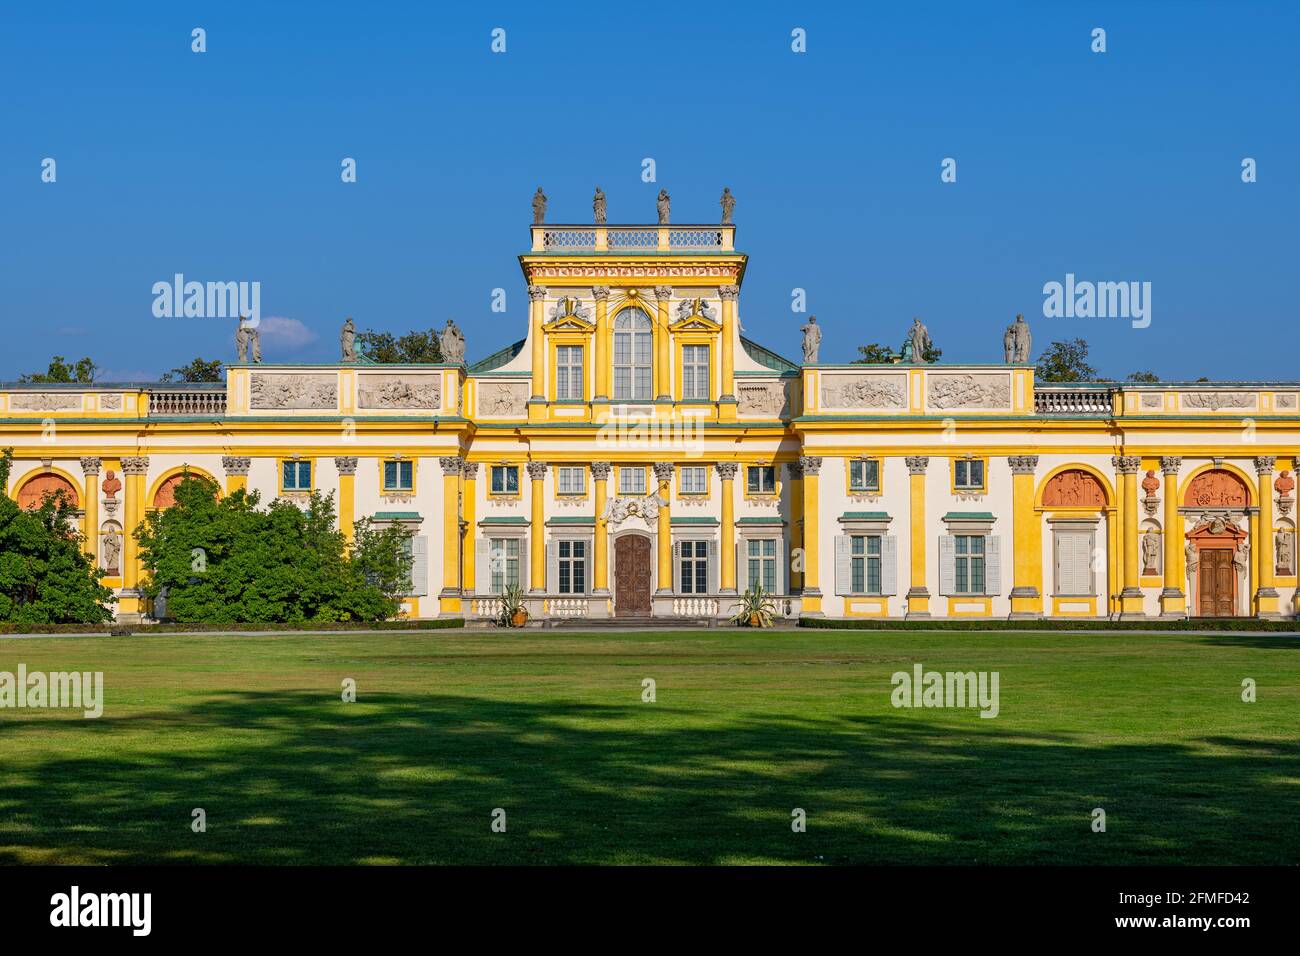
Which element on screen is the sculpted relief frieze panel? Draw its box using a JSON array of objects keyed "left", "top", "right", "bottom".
[
  {"left": 478, "top": 381, "right": 530, "bottom": 417},
  {"left": 250, "top": 374, "right": 338, "bottom": 410},
  {"left": 927, "top": 373, "right": 1012, "bottom": 410},
  {"left": 358, "top": 374, "right": 441, "bottom": 410},
  {"left": 819, "top": 374, "right": 906, "bottom": 411},
  {"left": 737, "top": 380, "right": 789, "bottom": 417},
  {"left": 8, "top": 392, "right": 83, "bottom": 411},
  {"left": 1182, "top": 392, "right": 1257, "bottom": 411}
]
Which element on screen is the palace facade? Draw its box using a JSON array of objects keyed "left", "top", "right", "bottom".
[{"left": 2, "top": 217, "right": 1298, "bottom": 623}]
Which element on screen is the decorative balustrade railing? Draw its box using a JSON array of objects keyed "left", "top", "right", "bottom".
[
  {"left": 146, "top": 389, "right": 227, "bottom": 416},
  {"left": 1034, "top": 388, "right": 1114, "bottom": 416},
  {"left": 672, "top": 596, "right": 719, "bottom": 617},
  {"left": 548, "top": 597, "right": 589, "bottom": 617},
  {"left": 531, "top": 224, "right": 734, "bottom": 253}
]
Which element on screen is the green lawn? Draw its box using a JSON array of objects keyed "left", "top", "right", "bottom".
[{"left": 0, "top": 629, "right": 1297, "bottom": 865}]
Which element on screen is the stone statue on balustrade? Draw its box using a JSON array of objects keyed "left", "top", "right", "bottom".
[
  {"left": 656, "top": 189, "right": 671, "bottom": 225},
  {"left": 720, "top": 187, "right": 736, "bottom": 224},
  {"left": 801, "top": 316, "right": 822, "bottom": 364},
  {"left": 440, "top": 319, "right": 466, "bottom": 365},
  {"left": 532, "top": 186, "right": 547, "bottom": 224},
  {"left": 593, "top": 187, "right": 607, "bottom": 225},
  {"left": 340, "top": 317, "right": 356, "bottom": 363},
  {"left": 235, "top": 316, "right": 261, "bottom": 363},
  {"left": 1003, "top": 313, "right": 1032, "bottom": 363}
]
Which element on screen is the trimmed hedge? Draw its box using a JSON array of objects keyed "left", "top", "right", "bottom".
[
  {"left": 0, "top": 619, "right": 466, "bottom": 636},
  {"left": 798, "top": 616, "right": 1299, "bottom": 632}
]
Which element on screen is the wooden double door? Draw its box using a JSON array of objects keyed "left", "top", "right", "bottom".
[
  {"left": 614, "top": 535, "right": 652, "bottom": 617},
  {"left": 1198, "top": 548, "right": 1236, "bottom": 617}
]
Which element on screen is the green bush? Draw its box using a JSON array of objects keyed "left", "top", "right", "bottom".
[{"left": 798, "top": 616, "right": 1299, "bottom": 632}]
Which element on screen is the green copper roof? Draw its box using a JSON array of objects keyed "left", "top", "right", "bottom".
[
  {"left": 546, "top": 516, "right": 595, "bottom": 525},
  {"left": 737, "top": 516, "right": 786, "bottom": 525},
  {"left": 840, "top": 511, "right": 890, "bottom": 520},
  {"left": 670, "top": 516, "right": 719, "bottom": 526},
  {"left": 740, "top": 336, "right": 800, "bottom": 374},
  {"left": 372, "top": 511, "right": 421, "bottom": 520},
  {"left": 479, "top": 516, "right": 529, "bottom": 526},
  {"left": 943, "top": 512, "right": 996, "bottom": 521},
  {"left": 468, "top": 338, "right": 526, "bottom": 374}
]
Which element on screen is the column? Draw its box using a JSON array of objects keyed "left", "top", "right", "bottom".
[
  {"left": 592, "top": 462, "right": 611, "bottom": 599},
  {"left": 528, "top": 462, "right": 547, "bottom": 593},
  {"left": 719, "top": 285, "right": 739, "bottom": 412},
  {"left": 717, "top": 462, "right": 738, "bottom": 594},
  {"left": 800, "top": 456, "right": 823, "bottom": 615},
  {"left": 528, "top": 284, "right": 547, "bottom": 420},
  {"left": 1008, "top": 455, "right": 1042, "bottom": 618},
  {"left": 1255, "top": 456, "right": 1280, "bottom": 618},
  {"left": 1160, "top": 456, "right": 1186, "bottom": 618},
  {"left": 222, "top": 455, "right": 250, "bottom": 496},
  {"left": 653, "top": 462, "right": 674, "bottom": 593},
  {"left": 905, "top": 456, "right": 930, "bottom": 618},
  {"left": 1114, "top": 455, "right": 1145, "bottom": 619},
  {"left": 461, "top": 462, "right": 478, "bottom": 594},
  {"left": 788, "top": 460, "right": 805, "bottom": 591},
  {"left": 79, "top": 457, "right": 101, "bottom": 569},
  {"left": 120, "top": 456, "right": 149, "bottom": 617},
  {"left": 334, "top": 456, "right": 357, "bottom": 544},
  {"left": 593, "top": 287, "right": 610, "bottom": 401},
  {"left": 654, "top": 286, "right": 672, "bottom": 402},
  {"left": 438, "top": 456, "right": 463, "bottom": 613}
]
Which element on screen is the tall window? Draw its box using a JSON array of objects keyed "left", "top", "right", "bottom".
[
  {"left": 490, "top": 538, "right": 520, "bottom": 593},
  {"left": 954, "top": 458, "right": 985, "bottom": 492},
  {"left": 556, "top": 345, "right": 584, "bottom": 400},
  {"left": 613, "top": 308, "right": 653, "bottom": 400},
  {"left": 747, "top": 465, "right": 776, "bottom": 495},
  {"left": 282, "top": 460, "right": 312, "bottom": 491},
  {"left": 680, "top": 540, "right": 708, "bottom": 594},
  {"left": 679, "top": 466, "right": 707, "bottom": 495},
  {"left": 681, "top": 344, "right": 709, "bottom": 399},
  {"left": 850, "top": 535, "right": 882, "bottom": 594},
  {"left": 491, "top": 465, "right": 520, "bottom": 495},
  {"left": 619, "top": 467, "right": 647, "bottom": 495},
  {"left": 849, "top": 458, "right": 880, "bottom": 493},
  {"left": 558, "top": 540, "right": 587, "bottom": 594},
  {"left": 1055, "top": 531, "right": 1094, "bottom": 596},
  {"left": 556, "top": 466, "right": 585, "bottom": 496},
  {"left": 383, "top": 460, "right": 414, "bottom": 493},
  {"left": 746, "top": 538, "right": 777, "bottom": 592},
  {"left": 954, "top": 535, "right": 985, "bottom": 594}
]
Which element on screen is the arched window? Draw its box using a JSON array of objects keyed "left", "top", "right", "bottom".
[{"left": 613, "top": 308, "right": 653, "bottom": 400}]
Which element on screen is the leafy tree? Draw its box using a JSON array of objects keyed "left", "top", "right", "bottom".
[
  {"left": 19, "top": 355, "right": 98, "bottom": 384},
  {"left": 1036, "top": 339, "right": 1097, "bottom": 383},
  {"left": 161, "top": 358, "right": 223, "bottom": 383},
  {"left": 1126, "top": 370, "right": 1159, "bottom": 383},
  {"left": 0, "top": 449, "right": 115, "bottom": 625},
  {"left": 357, "top": 328, "right": 443, "bottom": 364},
  {"left": 852, "top": 343, "right": 896, "bottom": 364},
  {"left": 135, "top": 477, "right": 411, "bottom": 623}
]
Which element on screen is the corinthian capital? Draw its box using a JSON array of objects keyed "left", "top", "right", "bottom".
[
  {"left": 1008, "top": 455, "right": 1038, "bottom": 475},
  {"left": 527, "top": 284, "right": 546, "bottom": 302},
  {"left": 1254, "top": 455, "right": 1277, "bottom": 475},
  {"left": 1160, "top": 456, "right": 1182, "bottom": 476},
  {"left": 653, "top": 285, "right": 673, "bottom": 301},
  {"left": 1112, "top": 455, "right": 1142, "bottom": 474},
  {"left": 718, "top": 285, "right": 739, "bottom": 301},
  {"left": 591, "top": 286, "right": 610, "bottom": 301},
  {"left": 122, "top": 456, "right": 149, "bottom": 475},
  {"left": 905, "top": 456, "right": 929, "bottom": 475},
  {"left": 799, "top": 455, "right": 823, "bottom": 476},
  {"left": 222, "top": 456, "right": 251, "bottom": 476}
]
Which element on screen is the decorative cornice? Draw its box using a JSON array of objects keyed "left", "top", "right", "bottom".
[
  {"left": 1112, "top": 455, "right": 1142, "bottom": 474},
  {"left": 799, "top": 455, "right": 823, "bottom": 476},
  {"left": 438, "top": 456, "right": 464, "bottom": 476},
  {"left": 590, "top": 461, "right": 612, "bottom": 480},
  {"left": 715, "top": 462, "right": 739, "bottom": 481},
  {"left": 1160, "top": 456, "right": 1182, "bottom": 476},
  {"left": 122, "top": 456, "right": 149, "bottom": 475},
  {"left": 334, "top": 456, "right": 358, "bottom": 476},
  {"left": 718, "top": 284, "right": 739, "bottom": 301},
  {"left": 526, "top": 461, "right": 548, "bottom": 481},
  {"left": 1008, "top": 455, "right": 1038, "bottom": 475},
  {"left": 905, "top": 456, "right": 929, "bottom": 475},
  {"left": 525, "top": 263, "right": 741, "bottom": 281},
  {"left": 222, "top": 455, "right": 251, "bottom": 476},
  {"left": 79, "top": 456, "right": 102, "bottom": 476}
]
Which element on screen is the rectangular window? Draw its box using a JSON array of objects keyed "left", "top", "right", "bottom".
[
  {"left": 489, "top": 538, "right": 520, "bottom": 594},
  {"left": 746, "top": 466, "right": 776, "bottom": 495},
  {"left": 558, "top": 539, "right": 587, "bottom": 594},
  {"left": 383, "top": 460, "right": 414, "bottom": 493},
  {"left": 619, "top": 467, "right": 647, "bottom": 495},
  {"left": 848, "top": 534, "right": 882, "bottom": 595},
  {"left": 490, "top": 465, "right": 520, "bottom": 495},
  {"left": 555, "top": 345, "right": 584, "bottom": 400},
  {"left": 746, "top": 538, "right": 777, "bottom": 592},
  {"left": 681, "top": 345, "right": 709, "bottom": 399},
  {"left": 954, "top": 459, "right": 986, "bottom": 491},
  {"left": 556, "top": 466, "right": 585, "bottom": 496},
  {"left": 679, "top": 540, "right": 709, "bottom": 594},
  {"left": 954, "top": 534, "right": 986, "bottom": 594},
  {"left": 849, "top": 458, "right": 880, "bottom": 493},
  {"left": 282, "top": 460, "right": 312, "bottom": 491},
  {"left": 679, "top": 466, "right": 707, "bottom": 495}
]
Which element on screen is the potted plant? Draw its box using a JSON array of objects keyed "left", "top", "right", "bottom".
[
  {"left": 498, "top": 583, "right": 529, "bottom": 628},
  {"left": 730, "top": 583, "right": 778, "bottom": 628}
]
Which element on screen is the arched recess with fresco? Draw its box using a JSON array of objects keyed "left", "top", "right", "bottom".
[
  {"left": 14, "top": 470, "right": 81, "bottom": 511},
  {"left": 149, "top": 468, "right": 220, "bottom": 510},
  {"left": 1181, "top": 467, "right": 1253, "bottom": 617},
  {"left": 1036, "top": 466, "right": 1114, "bottom": 615}
]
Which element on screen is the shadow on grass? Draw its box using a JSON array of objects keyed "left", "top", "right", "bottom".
[{"left": 1, "top": 690, "right": 1296, "bottom": 865}]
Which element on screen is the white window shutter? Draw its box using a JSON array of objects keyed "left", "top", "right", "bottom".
[
  {"left": 1058, "top": 531, "right": 1094, "bottom": 596},
  {"left": 736, "top": 542, "right": 746, "bottom": 591},
  {"left": 939, "top": 535, "right": 956, "bottom": 595},
  {"left": 834, "top": 535, "right": 851, "bottom": 596},
  {"left": 546, "top": 539, "right": 558, "bottom": 594},
  {"left": 410, "top": 535, "right": 429, "bottom": 596},
  {"left": 985, "top": 536, "right": 1001, "bottom": 595},
  {"left": 475, "top": 539, "right": 491, "bottom": 594},
  {"left": 673, "top": 540, "right": 681, "bottom": 594},
  {"left": 882, "top": 535, "right": 898, "bottom": 595},
  {"left": 776, "top": 537, "right": 786, "bottom": 594}
]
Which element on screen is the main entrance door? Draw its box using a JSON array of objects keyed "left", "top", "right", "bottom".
[
  {"left": 1198, "top": 548, "right": 1236, "bottom": 617},
  {"left": 614, "top": 535, "right": 652, "bottom": 617}
]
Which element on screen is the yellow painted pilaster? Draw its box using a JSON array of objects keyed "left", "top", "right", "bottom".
[
  {"left": 592, "top": 462, "right": 610, "bottom": 595},
  {"left": 1009, "top": 456, "right": 1043, "bottom": 618},
  {"left": 439, "top": 456, "right": 463, "bottom": 614},
  {"left": 789, "top": 462, "right": 805, "bottom": 592},
  {"left": 719, "top": 285, "right": 738, "bottom": 409},
  {"left": 528, "top": 284, "right": 546, "bottom": 420},
  {"left": 719, "top": 462, "right": 737, "bottom": 593},
  {"left": 1115, "top": 455, "right": 1145, "bottom": 619},
  {"left": 1255, "top": 456, "right": 1280, "bottom": 617},
  {"left": 528, "top": 462, "right": 546, "bottom": 593},
  {"left": 905, "top": 456, "right": 930, "bottom": 618},
  {"left": 654, "top": 286, "right": 672, "bottom": 401},
  {"left": 222, "top": 455, "right": 250, "bottom": 496},
  {"left": 335, "top": 456, "right": 357, "bottom": 545},
  {"left": 1160, "top": 456, "right": 1186, "bottom": 617},
  {"left": 800, "top": 456, "right": 823, "bottom": 614},
  {"left": 119, "top": 455, "right": 148, "bottom": 616},
  {"left": 593, "top": 287, "right": 610, "bottom": 401},
  {"left": 461, "top": 463, "right": 478, "bottom": 593},
  {"left": 654, "top": 462, "right": 673, "bottom": 593},
  {"left": 79, "top": 458, "right": 100, "bottom": 569}
]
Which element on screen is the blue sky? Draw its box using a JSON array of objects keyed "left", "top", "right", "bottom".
[{"left": 3, "top": 1, "right": 1296, "bottom": 381}]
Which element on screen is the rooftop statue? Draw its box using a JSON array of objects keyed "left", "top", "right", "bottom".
[
  {"left": 440, "top": 318, "right": 466, "bottom": 365},
  {"left": 593, "top": 187, "right": 606, "bottom": 225},
  {"left": 340, "top": 316, "right": 356, "bottom": 363},
  {"left": 720, "top": 187, "right": 736, "bottom": 224},
  {"left": 235, "top": 316, "right": 261, "bottom": 363},
  {"left": 1003, "top": 313, "right": 1032, "bottom": 363},
  {"left": 656, "top": 189, "right": 670, "bottom": 225},
  {"left": 905, "top": 316, "right": 932, "bottom": 364},
  {"left": 532, "top": 186, "right": 547, "bottom": 225},
  {"left": 801, "top": 315, "right": 821, "bottom": 364}
]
